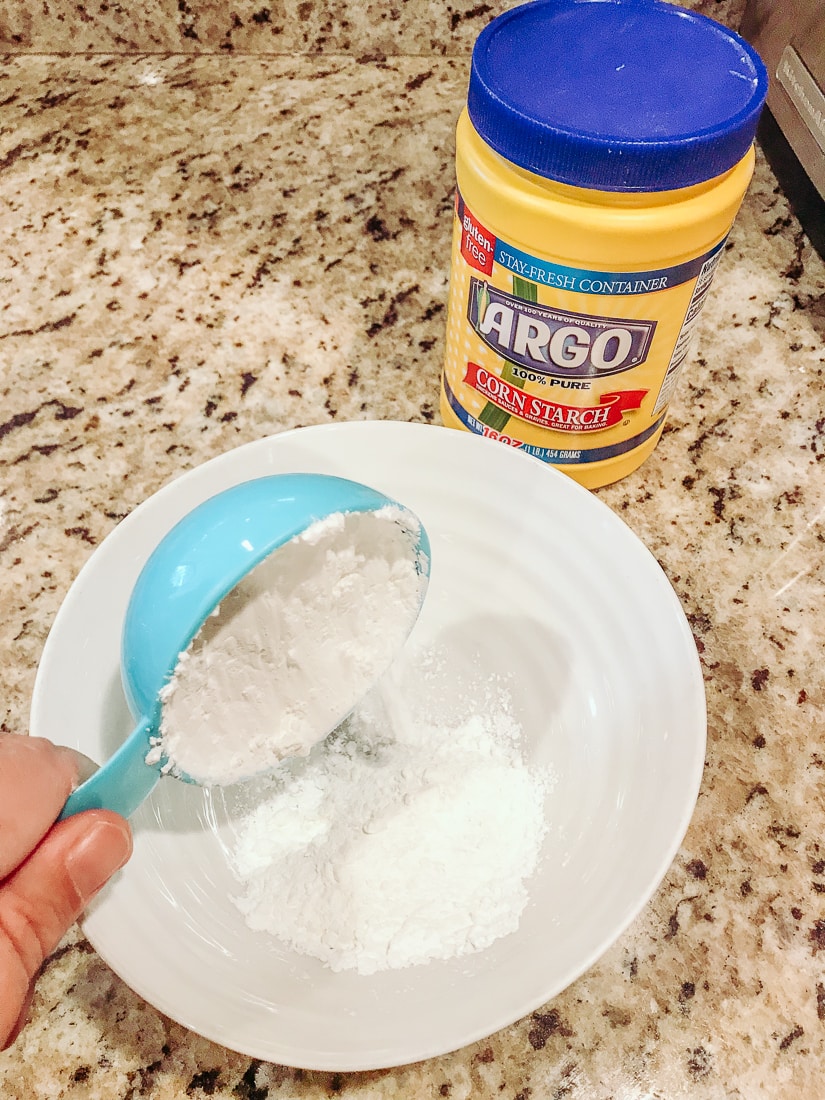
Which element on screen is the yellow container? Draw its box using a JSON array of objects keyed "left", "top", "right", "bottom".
[{"left": 441, "top": 0, "right": 768, "bottom": 489}]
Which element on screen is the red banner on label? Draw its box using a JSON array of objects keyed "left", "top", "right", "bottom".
[
  {"left": 464, "top": 363, "right": 647, "bottom": 433},
  {"left": 459, "top": 204, "right": 495, "bottom": 276}
]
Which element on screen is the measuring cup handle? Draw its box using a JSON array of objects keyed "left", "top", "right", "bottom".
[{"left": 58, "top": 714, "right": 161, "bottom": 821}]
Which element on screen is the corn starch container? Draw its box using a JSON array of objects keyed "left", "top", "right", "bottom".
[{"left": 441, "top": 0, "right": 768, "bottom": 489}]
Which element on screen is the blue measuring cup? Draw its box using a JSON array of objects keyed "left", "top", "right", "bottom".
[{"left": 59, "top": 473, "right": 430, "bottom": 820}]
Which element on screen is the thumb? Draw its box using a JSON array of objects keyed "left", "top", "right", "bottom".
[{"left": 0, "top": 810, "right": 132, "bottom": 1048}]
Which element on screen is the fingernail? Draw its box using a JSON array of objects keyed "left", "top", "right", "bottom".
[{"left": 66, "top": 820, "right": 132, "bottom": 901}]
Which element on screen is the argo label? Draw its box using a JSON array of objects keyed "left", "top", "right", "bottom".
[
  {"left": 467, "top": 281, "right": 657, "bottom": 378},
  {"left": 442, "top": 191, "right": 726, "bottom": 469}
]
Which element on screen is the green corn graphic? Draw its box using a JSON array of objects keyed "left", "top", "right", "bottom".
[
  {"left": 478, "top": 276, "right": 538, "bottom": 431},
  {"left": 476, "top": 280, "right": 491, "bottom": 322}
]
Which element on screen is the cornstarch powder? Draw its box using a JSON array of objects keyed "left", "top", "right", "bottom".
[
  {"left": 222, "top": 655, "right": 549, "bottom": 974},
  {"left": 153, "top": 506, "right": 427, "bottom": 786}
]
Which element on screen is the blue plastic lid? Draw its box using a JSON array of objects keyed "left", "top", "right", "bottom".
[{"left": 467, "top": 0, "right": 769, "bottom": 192}]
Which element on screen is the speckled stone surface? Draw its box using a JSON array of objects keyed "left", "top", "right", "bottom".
[
  {"left": 0, "top": 0, "right": 748, "bottom": 53},
  {"left": 1, "top": 3, "right": 824, "bottom": 1097}
]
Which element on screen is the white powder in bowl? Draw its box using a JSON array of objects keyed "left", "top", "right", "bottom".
[
  {"left": 221, "top": 656, "right": 549, "bottom": 974},
  {"left": 152, "top": 506, "right": 427, "bottom": 786}
]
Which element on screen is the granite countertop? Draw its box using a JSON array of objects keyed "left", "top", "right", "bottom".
[{"left": 1, "top": 2, "right": 824, "bottom": 1097}]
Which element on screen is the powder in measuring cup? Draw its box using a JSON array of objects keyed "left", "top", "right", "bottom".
[
  {"left": 150, "top": 506, "right": 427, "bottom": 786},
  {"left": 222, "top": 655, "right": 549, "bottom": 974}
]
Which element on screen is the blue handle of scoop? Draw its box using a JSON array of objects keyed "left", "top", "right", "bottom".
[{"left": 58, "top": 714, "right": 159, "bottom": 820}]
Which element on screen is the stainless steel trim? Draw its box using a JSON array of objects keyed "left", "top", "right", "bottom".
[{"left": 776, "top": 45, "right": 825, "bottom": 157}]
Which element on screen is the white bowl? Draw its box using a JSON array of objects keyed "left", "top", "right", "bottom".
[{"left": 31, "top": 421, "right": 705, "bottom": 1071}]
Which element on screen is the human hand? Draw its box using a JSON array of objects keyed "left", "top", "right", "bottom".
[{"left": 0, "top": 734, "right": 132, "bottom": 1050}]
